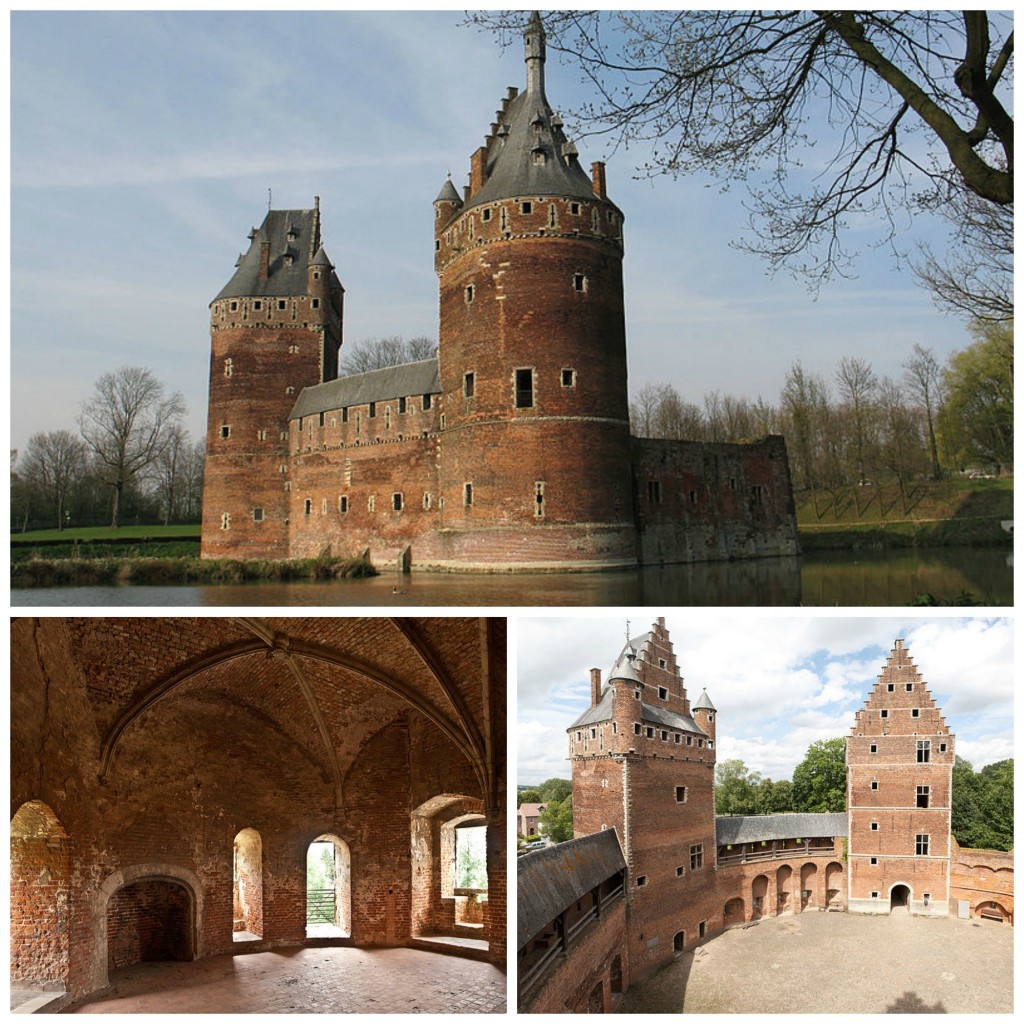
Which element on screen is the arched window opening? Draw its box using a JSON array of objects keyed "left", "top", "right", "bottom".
[
  {"left": 11, "top": 801, "right": 70, "bottom": 1002},
  {"left": 306, "top": 834, "right": 351, "bottom": 938},
  {"left": 233, "top": 828, "right": 263, "bottom": 941},
  {"left": 107, "top": 879, "right": 193, "bottom": 972},
  {"left": 448, "top": 821, "right": 488, "bottom": 928},
  {"left": 890, "top": 883, "right": 911, "bottom": 912}
]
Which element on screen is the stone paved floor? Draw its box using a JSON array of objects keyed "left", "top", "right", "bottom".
[
  {"left": 70, "top": 946, "right": 506, "bottom": 1014},
  {"left": 621, "top": 909, "right": 1013, "bottom": 1014}
]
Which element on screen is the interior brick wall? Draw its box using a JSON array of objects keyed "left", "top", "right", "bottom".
[{"left": 107, "top": 880, "right": 192, "bottom": 970}]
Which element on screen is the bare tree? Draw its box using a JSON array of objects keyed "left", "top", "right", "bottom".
[
  {"left": 472, "top": 11, "right": 1013, "bottom": 283},
  {"left": 779, "top": 362, "right": 830, "bottom": 492},
  {"left": 835, "top": 357, "right": 879, "bottom": 487},
  {"left": 147, "top": 423, "right": 191, "bottom": 525},
  {"left": 339, "top": 335, "right": 438, "bottom": 376},
  {"left": 78, "top": 366, "right": 185, "bottom": 527},
  {"left": 902, "top": 344, "right": 946, "bottom": 479},
  {"left": 629, "top": 381, "right": 661, "bottom": 437},
  {"left": 19, "top": 430, "right": 89, "bottom": 530}
]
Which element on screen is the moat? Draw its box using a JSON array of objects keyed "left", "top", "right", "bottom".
[{"left": 11, "top": 546, "right": 1011, "bottom": 606}]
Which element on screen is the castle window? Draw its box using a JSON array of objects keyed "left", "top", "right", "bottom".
[
  {"left": 435, "top": 239, "right": 440, "bottom": 251},
  {"left": 423, "top": 492, "right": 432, "bottom": 511},
  {"left": 690, "top": 844, "right": 703, "bottom": 871},
  {"left": 750, "top": 484, "right": 764, "bottom": 506},
  {"left": 871, "top": 822, "right": 878, "bottom": 831},
  {"left": 253, "top": 300, "right": 262, "bottom": 310},
  {"left": 313, "top": 271, "right": 320, "bottom": 279},
  {"left": 339, "top": 496, "right": 348, "bottom": 514},
  {"left": 311, "top": 298, "right": 319, "bottom": 309},
  {"left": 252, "top": 507, "right": 263, "bottom": 522},
  {"left": 561, "top": 368, "right": 576, "bottom": 387},
  {"left": 548, "top": 203, "right": 556, "bottom": 227},
  {"left": 279, "top": 464, "right": 288, "bottom": 474},
  {"left": 304, "top": 499, "right": 312, "bottom": 516},
  {"left": 283, "top": 481, "right": 291, "bottom": 491},
  {"left": 464, "top": 372, "right": 475, "bottom": 398},
  {"left": 277, "top": 300, "right": 286, "bottom": 310},
  {"left": 887, "top": 683, "right": 895, "bottom": 691},
  {"left": 911, "top": 708, "right": 920, "bottom": 718},
  {"left": 423, "top": 393, "right": 432, "bottom": 410},
  {"left": 592, "top": 208, "right": 600, "bottom": 232},
  {"left": 612, "top": 722, "right": 617, "bottom": 734},
  {"left": 482, "top": 208, "right": 491, "bottom": 222},
  {"left": 675, "top": 786, "right": 687, "bottom": 804},
  {"left": 220, "top": 425, "right": 230, "bottom": 439},
  {"left": 916, "top": 786, "right": 929, "bottom": 808},
  {"left": 708, "top": 740, "right": 714, "bottom": 749},
  {"left": 674, "top": 734, "right": 681, "bottom": 744},
  {"left": 906, "top": 683, "right": 913, "bottom": 691},
  {"left": 463, "top": 483, "right": 473, "bottom": 506},
  {"left": 939, "top": 743, "right": 947, "bottom": 753},
  {"left": 369, "top": 402, "right": 376, "bottom": 418},
  {"left": 573, "top": 273, "right": 588, "bottom": 293},
  {"left": 636, "top": 875, "right": 648, "bottom": 887},
  {"left": 384, "top": 407, "right": 391, "bottom": 429},
  {"left": 223, "top": 358, "right": 233, "bottom": 378},
  {"left": 633, "top": 723, "right": 640, "bottom": 735},
  {"left": 230, "top": 301, "right": 238, "bottom": 311},
  {"left": 601, "top": 778, "right": 608, "bottom": 787},
  {"left": 659, "top": 659, "right": 666, "bottom": 669},
  {"left": 871, "top": 891, "right": 879, "bottom": 899},
  {"left": 647, "top": 480, "right": 662, "bottom": 504},
  {"left": 368, "top": 495, "right": 376, "bottom": 513},
  {"left": 319, "top": 412, "right": 325, "bottom": 427},
  {"left": 515, "top": 368, "right": 534, "bottom": 408},
  {"left": 686, "top": 736, "right": 693, "bottom": 746},
  {"left": 340, "top": 407, "right": 348, "bottom": 424},
  {"left": 880, "top": 709, "right": 888, "bottom": 719},
  {"left": 532, "top": 149, "right": 546, "bottom": 167},
  {"left": 285, "top": 386, "right": 295, "bottom": 394},
  {"left": 256, "top": 429, "right": 267, "bottom": 440},
  {"left": 870, "top": 857, "right": 878, "bottom": 865},
  {"left": 676, "top": 866, "right": 684, "bottom": 877},
  {"left": 916, "top": 834, "right": 930, "bottom": 856},
  {"left": 658, "top": 686, "right": 667, "bottom": 700},
  {"left": 289, "top": 344, "right": 300, "bottom": 354},
  {"left": 660, "top": 730, "right": 668, "bottom": 741},
  {"left": 521, "top": 201, "right": 532, "bottom": 215},
  {"left": 398, "top": 397, "right": 407, "bottom": 414},
  {"left": 870, "top": 744, "right": 877, "bottom": 753},
  {"left": 534, "top": 481, "right": 545, "bottom": 518},
  {"left": 500, "top": 207, "right": 508, "bottom": 231},
  {"left": 465, "top": 285, "right": 474, "bottom": 304},
  {"left": 570, "top": 202, "right": 580, "bottom": 215},
  {"left": 590, "top": 728, "right": 596, "bottom": 739},
  {"left": 220, "top": 512, "right": 230, "bottom": 530},
  {"left": 645, "top": 727, "right": 654, "bottom": 739},
  {"left": 355, "top": 412, "right": 362, "bottom": 435},
  {"left": 697, "top": 738, "right": 704, "bottom": 747},
  {"left": 392, "top": 493, "right": 403, "bottom": 512},
  {"left": 917, "top": 740, "right": 930, "bottom": 763},
  {"left": 871, "top": 780, "right": 878, "bottom": 790},
  {"left": 634, "top": 690, "right": 640, "bottom": 700},
  {"left": 321, "top": 498, "right": 328, "bottom": 514}
]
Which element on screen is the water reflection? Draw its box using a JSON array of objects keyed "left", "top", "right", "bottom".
[{"left": 10, "top": 546, "right": 1010, "bottom": 607}]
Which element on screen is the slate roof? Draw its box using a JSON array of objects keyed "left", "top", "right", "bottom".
[
  {"left": 642, "top": 702, "right": 705, "bottom": 735},
  {"left": 693, "top": 688, "right": 716, "bottom": 711},
  {"left": 517, "top": 829, "right": 626, "bottom": 950},
  {"left": 716, "top": 813, "right": 848, "bottom": 846},
  {"left": 568, "top": 686, "right": 614, "bottom": 729},
  {"left": 464, "top": 16, "right": 619, "bottom": 213},
  {"left": 215, "top": 208, "right": 340, "bottom": 301},
  {"left": 290, "top": 359, "right": 440, "bottom": 420}
]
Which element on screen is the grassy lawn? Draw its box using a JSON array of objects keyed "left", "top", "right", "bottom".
[{"left": 12, "top": 524, "right": 201, "bottom": 543}]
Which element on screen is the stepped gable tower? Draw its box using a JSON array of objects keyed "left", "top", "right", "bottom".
[
  {"left": 433, "top": 11, "right": 637, "bottom": 567},
  {"left": 202, "top": 199, "right": 343, "bottom": 558},
  {"left": 569, "top": 617, "right": 718, "bottom": 978},
  {"left": 846, "top": 639, "right": 954, "bottom": 917}
]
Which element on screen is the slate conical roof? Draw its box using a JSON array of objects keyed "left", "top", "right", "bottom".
[
  {"left": 693, "top": 688, "right": 716, "bottom": 711},
  {"left": 465, "top": 14, "right": 601, "bottom": 210},
  {"left": 435, "top": 177, "right": 462, "bottom": 204}
]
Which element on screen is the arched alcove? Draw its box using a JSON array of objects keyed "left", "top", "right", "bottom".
[
  {"left": 306, "top": 834, "right": 351, "bottom": 938},
  {"left": 233, "top": 828, "right": 263, "bottom": 940},
  {"left": 107, "top": 879, "right": 193, "bottom": 972},
  {"left": 10, "top": 801, "right": 70, "bottom": 993},
  {"left": 890, "top": 883, "right": 911, "bottom": 911},
  {"left": 751, "top": 874, "right": 769, "bottom": 918},
  {"left": 776, "top": 864, "right": 793, "bottom": 911}
]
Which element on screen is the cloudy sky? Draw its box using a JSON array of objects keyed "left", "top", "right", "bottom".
[
  {"left": 11, "top": 9, "right": 975, "bottom": 456},
  {"left": 516, "top": 614, "right": 1014, "bottom": 785}
]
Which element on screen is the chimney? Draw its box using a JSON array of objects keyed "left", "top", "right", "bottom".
[
  {"left": 591, "top": 161, "right": 607, "bottom": 200},
  {"left": 470, "top": 146, "right": 488, "bottom": 196},
  {"left": 258, "top": 239, "right": 271, "bottom": 281},
  {"left": 590, "top": 668, "right": 602, "bottom": 707}
]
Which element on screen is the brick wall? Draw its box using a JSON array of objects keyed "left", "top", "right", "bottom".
[
  {"left": 950, "top": 839, "right": 1014, "bottom": 923},
  {"left": 107, "top": 880, "right": 192, "bottom": 971}
]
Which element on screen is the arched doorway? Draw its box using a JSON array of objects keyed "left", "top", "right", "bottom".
[
  {"left": 611, "top": 953, "right": 625, "bottom": 989},
  {"left": 724, "top": 897, "right": 745, "bottom": 925},
  {"left": 825, "top": 861, "right": 844, "bottom": 909},
  {"left": 776, "top": 864, "right": 793, "bottom": 912},
  {"left": 890, "top": 884, "right": 911, "bottom": 912},
  {"left": 233, "top": 828, "right": 263, "bottom": 940},
  {"left": 306, "top": 835, "right": 351, "bottom": 938},
  {"left": 800, "top": 862, "right": 817, "bottom": 909},
  {"left": 673, "top": 931, "right": 685, "bottom": 956},
  {"left": 107, "top": 878, "right": 194, "bottom": 972},
  {"left": 11, "top": 801, "right": 70, "bottom": 994},
  {"left": 751, "top": 875, "right": 769, "bottom": 919},
  {"left": 588, "top": 981, "right": 605, "bottom": 1012}
]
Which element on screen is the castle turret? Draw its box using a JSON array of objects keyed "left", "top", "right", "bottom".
[
  {"left": 692, "top": 688, "right": 717, "bottom": 748},
  {"left": 433, "top": 11, "right": 637, "bottom": 568},
  {"left": 201, "top": 202, "right": 343, "bottom": 558}
]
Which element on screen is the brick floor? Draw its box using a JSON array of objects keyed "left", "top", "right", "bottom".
[
  {"left": 621, "top": 909, "right": 1013, "bottom": 1014},
  {"left": 70, "top": 946, "right": 506, "bottom": 1014}
]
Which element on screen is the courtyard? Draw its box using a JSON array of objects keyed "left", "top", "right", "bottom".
[{"left": 621, "top": 910, "right": 1012, "bottom": 1014}]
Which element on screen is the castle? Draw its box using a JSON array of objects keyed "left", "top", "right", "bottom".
[
  {"left": 200, "top": 14, "right": 798, "bottom": 571},
  {"left": 517, "top": 619, "right": 1013, "bottom": 1012}
]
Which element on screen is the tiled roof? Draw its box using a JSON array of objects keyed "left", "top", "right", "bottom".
[
  {"left": 290, "top": 359, "right": 440, "bottom": 419},
  {"left": 716, "top": 812, "right": 848, "bottom": 846}
]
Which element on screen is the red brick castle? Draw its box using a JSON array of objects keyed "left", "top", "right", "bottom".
[{"left": 201, "top": 14, "right": 798, "bottom": 570}]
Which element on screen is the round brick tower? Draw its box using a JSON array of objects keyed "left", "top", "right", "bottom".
[
  {"left": 201, "top": 199, "right": 343, "bottom": 558},
  {"left": 433, "top": 12, "right": 637, "bottom": 568}
]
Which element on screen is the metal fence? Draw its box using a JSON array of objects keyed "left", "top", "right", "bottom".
[{"left": 307, "top": 888, "right": 336, "bottom": 924}]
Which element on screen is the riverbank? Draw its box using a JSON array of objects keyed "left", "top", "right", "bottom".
[{"left": 799, "top": 516, "right": 1012, "bottom": 551}]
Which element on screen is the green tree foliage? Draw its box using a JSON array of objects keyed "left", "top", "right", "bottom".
[
  {"left": 522, "top": 778, "right": 572, "bottom": 805},
  {"left": 539, "top": 797, "right": 574, "bottom": 843},
  {"left": 714, "top": 759, "right": 761, "bottom": 816},
  {"left": 455, "top": 827, "right": 488, "bottom": 888},
  {"left": 952, "top": 756, "right": 1013, "bottom": 851},
  {"left": 791, "top": 738, "right": 847, "bottom": 812},
  {"left": 755, "top": 777, "right": 795, "bottom": 815},
  {"left": 940, "top": 321, "right": 1013, "bottom": 473}
]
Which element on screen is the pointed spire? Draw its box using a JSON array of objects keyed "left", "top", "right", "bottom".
[
  {"left": 524, "top": 10, "right": 546, "bottom": 96},
  {"left": 693, "top": 688, "right": 716, "bottom": 712},
  {"left": 435, "top": 175, "right": 462, "bottom": 204}
]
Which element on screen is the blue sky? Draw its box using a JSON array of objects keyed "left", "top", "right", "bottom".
[
  {"left": 516, "top": 615, "right": 1014, "bottom": 785},
  {"left": 10, "top": 10, "right": 975, "bottom": 456}
]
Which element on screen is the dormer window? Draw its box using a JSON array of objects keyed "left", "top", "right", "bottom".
[{"left": 532, "top": 148, "right": 546, "bottom": 166}]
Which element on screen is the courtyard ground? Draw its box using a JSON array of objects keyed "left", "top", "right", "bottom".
[
  {"left": 69, "top": 946, "right": 506, "bottom": 1014},
  {"left": 621, "top": 910, "right": 1012, "bottom": 1014}
]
